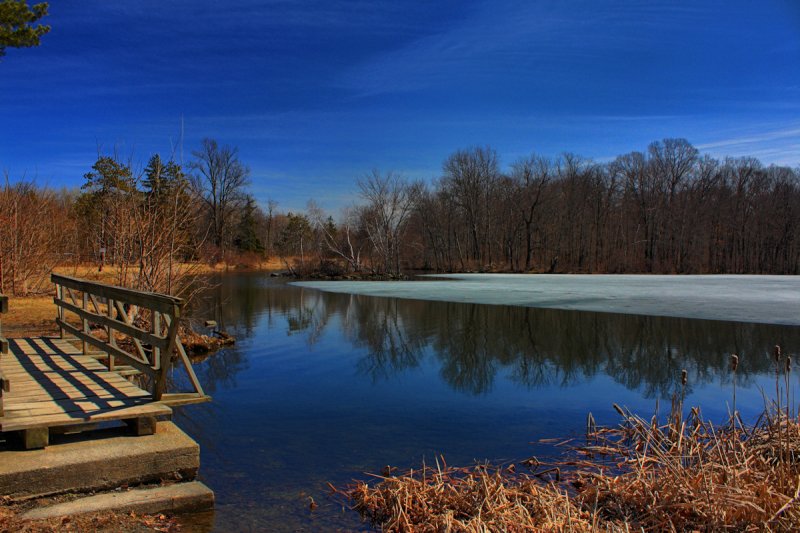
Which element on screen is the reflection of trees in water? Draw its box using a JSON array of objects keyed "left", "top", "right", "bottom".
[
  {"left": 344, "top": 297, "right": 426, "bottom": 382},
  {"left": 192, "top": 274, "right": 800, "bottom": 397},
  {"left": 430, "top": 303, "right": 497, "bottom": 394},
  {"left": 299, "top": 294, "right": 799, "bottom": 398},
  {"left": 285, "top": 291, "right": 331, "bottom": 346},
  {"left": 193, "top": 347, "right": 248, "bottom": 394}
]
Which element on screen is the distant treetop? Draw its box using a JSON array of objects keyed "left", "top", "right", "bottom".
[{"left": 0, "top": 0, "right": 50, "bottom": 58}]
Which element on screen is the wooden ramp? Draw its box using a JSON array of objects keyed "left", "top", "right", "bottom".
[{"left": 0, "top": 337, "right": 171, "bottom": 448}]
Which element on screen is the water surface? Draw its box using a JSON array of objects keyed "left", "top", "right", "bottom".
[{"left": 175, "top": 273, "right": 800, "bottom": 531}]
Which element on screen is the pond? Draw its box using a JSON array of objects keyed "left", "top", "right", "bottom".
[{"left": 175, "top": 273, "right": 800, "bottom": 531}]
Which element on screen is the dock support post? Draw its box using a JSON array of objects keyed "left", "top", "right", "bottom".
[
  {"left": 22, "top": 428, "right": 49, "bottom": 450},
  {"left": 127, "top": 417, "right": 157, "bottom": 436}
]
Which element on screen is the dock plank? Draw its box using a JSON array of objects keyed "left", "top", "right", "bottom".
[{"left": 0, "top": 337, "right": 171, "bottom": 434}]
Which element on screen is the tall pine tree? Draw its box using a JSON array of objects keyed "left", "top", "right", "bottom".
[{"left": 234, "top": 195, "right": 264, "bottom": 253}]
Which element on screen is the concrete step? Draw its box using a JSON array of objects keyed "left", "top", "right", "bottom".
[
  {"left": 21, "top": 481, "right": 214, "bottom": 520},
  {"left": 0, "top": 422, "right": 199, "bottom": 500}
]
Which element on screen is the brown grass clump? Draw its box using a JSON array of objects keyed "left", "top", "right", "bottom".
[
  {"left": 342, "top": 346, "right": 800, "bottom": 532},
  {"left": 341, "top": 459, "right": 618, "bottom": 532},
  {"left": 574, "top": 403, "right": 800, "bottom": 531},
  {"left": 344, "top": 412, "right": 800, "bottom": 532}
]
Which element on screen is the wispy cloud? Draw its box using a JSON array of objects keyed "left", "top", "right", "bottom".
[
  {"left": 697, "top": 126, "right": 800, "bottom": 151},
  {"left": 335, "top": 1, "right": 715, "bottom": 96}
]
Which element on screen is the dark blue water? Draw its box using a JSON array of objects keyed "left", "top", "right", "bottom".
[{"left": 173, "top": 273, "right": 800, "bottom": 531}]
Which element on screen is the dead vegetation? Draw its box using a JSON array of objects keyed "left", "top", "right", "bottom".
[
  {"left": 340, "top": 460, "right": 620, "bottom": 532},
  {"left": 180, "top": 327, "right": 235, "bottom": 358},
  {"left": 341, "top": 346, "right": 800, "bottom": 532}
]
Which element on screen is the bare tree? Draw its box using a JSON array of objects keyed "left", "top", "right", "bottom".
[
  {"left": 441, "top": 146, "right": 501, "bottom": 266},
  {"left": 357, "top": 170, "right": 419, "bottom": 275},
  {"left": 190, "top": 139, "right": 250, "bottom": 262},
  {"left": 308, "top": 201, "right": 364, "bottom": 272},
  {"left": 0, "top": 175, "right": 71, "bottom": 295},
  {"left": 511, "top": 154, "right": 552, "bottom": 271}
]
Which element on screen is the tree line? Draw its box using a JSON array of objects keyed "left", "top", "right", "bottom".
[
  {"left": 1, "top": 137, "right": 799, "bottom": 295},
  {"left": 312, "top": 138, "right": 800, "bottom": 276},
  {"left": 407, "top": 140, "right": 800, "bottom": 275}
]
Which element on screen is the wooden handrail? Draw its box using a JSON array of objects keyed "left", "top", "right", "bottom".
[
  {"left": 50, "top": 274, "right": 207, "bottom": 404},
  {"left": 52, "top": 274, "right": 183, "bottom": 314}
]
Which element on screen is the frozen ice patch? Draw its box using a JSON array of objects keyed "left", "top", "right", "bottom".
[{"left": 293, "top": 274, "right": 800, "bottom": 325}]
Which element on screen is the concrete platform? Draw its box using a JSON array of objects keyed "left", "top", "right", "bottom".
[
  {"left": 21, "top": 481, "right": 214, "bottom": 520},
  {"left": 0, "top": 422, "right": 199, "bottom": 500}
]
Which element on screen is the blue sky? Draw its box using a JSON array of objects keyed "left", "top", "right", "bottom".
[{"left": 1, "top": 0, "right": 798, "bottom": 212}]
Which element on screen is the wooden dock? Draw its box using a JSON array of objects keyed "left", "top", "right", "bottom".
[
  {"left": 0, "top": 337, "right": 171, "bottom": 448},
  {"left": 0, "top": 278, "right": 215, "bottom": 521},
  {"left": 0, "top": 275, "right": 210, "bottom": 449}
]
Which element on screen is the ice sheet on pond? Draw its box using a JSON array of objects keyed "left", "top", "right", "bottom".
[{"left": 293, "top": 274, "right": 800, "bottom": 325}]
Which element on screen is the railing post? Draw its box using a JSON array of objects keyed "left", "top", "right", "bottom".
[
  {"left": 107, "top": 298, "right": 115, "bottom": 371},
  {"left": 0, "top": 293, "right": 8, "bottom": 355},
  {"left": 152, "top": 310, "right": 161, "bottom": 369},
  {"left": 153, "top": 304, "right": 180, "bottom": 401},
  {"left": 82, "top": 290, "right": 89, "bottom": 355},
  {"left": 56, "top": 283, "right": 64, "bottom": 339}
]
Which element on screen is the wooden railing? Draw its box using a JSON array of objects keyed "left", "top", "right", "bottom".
[
  {"left": 51, "top": 274, "right": 208, "bottom": 405},
  {"left": 0, "top": 293, "right": 7, "bottom": 416}
]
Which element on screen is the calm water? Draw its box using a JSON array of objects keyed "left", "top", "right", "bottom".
[{"left": 173, "top": 273, "right": 800, "bottom": 531}]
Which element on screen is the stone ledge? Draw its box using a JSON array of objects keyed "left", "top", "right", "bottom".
[
  {"left": 0, "top": 422, "right": 199, "bottom": 500},
  {"left": 21, "top": 481, "right": 214, "bottom": 520}
]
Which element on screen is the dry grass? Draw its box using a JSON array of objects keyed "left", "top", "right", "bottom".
[
  {"left": 50, "top": 259, "right": 286, "bottom": 283},
  {"left": 1, "top": 295, "right": 60, "bottom": 337},
  {"left": 342, "top": 348, "right": 800, "bottom": 532},
  {"left": 572, "top": 405, "right": 800, "bottom": 531},
  {"left": 340, "top": 460, "right": 622, "bottom": 532}
]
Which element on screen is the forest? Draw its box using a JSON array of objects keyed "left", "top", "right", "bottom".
[{"left": 1, "top": 137, "right": 799, "bottom": 296}]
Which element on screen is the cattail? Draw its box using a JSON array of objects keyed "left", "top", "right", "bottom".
[
  {"left": 775, "top": 345, "right": 782, "bottom": 362},
  {"left": 786, "top": 355, "right": 791, "bottom": 373},
  {"left": 731, "top": 354, "right": 739, "bottom": 373},
  {"left": 681, "top": 369, "right": 688, "bottom": 386}
]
